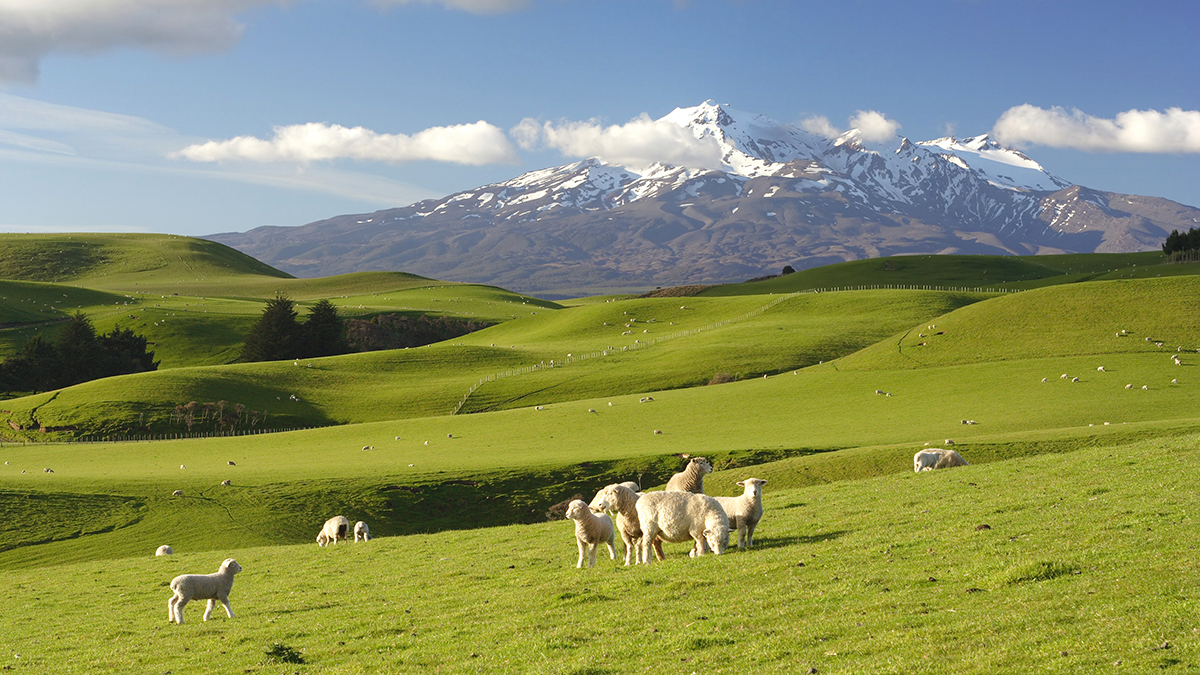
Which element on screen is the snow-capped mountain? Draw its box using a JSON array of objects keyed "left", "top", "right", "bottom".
[{"left": 208, "top": 101, "right": 1199, "bottom": 293}]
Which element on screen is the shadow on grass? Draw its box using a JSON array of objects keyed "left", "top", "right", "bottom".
[{"left": 751, "top": 530, "right": 850, "bottom": 550}]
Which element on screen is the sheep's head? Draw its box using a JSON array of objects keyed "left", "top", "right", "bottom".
[
  {"left": 564, "top": 499, "right": 589, "bottom": 521},
  {"left": 737, "top": 478, "right": 767, "bottom": 498},
  {"left": 692, "top": 457, "right": 712, "bottom": 475},
  {"left": 589, "top": 488, "right": 615, "bottom": 514},
  {"left": 220, "top": 559, "right": 242, "bottom": 574},
  {"left": 704, "top": 528, "right": 728, "bottom": 555}
]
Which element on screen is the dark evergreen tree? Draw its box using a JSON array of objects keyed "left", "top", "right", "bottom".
[
  {"left": 53, "top": 312, "right": 101, "bottom": 388},
  {"left": 0, "top": 335, "right": 55, "bottom": 392},
  {"left": 240, "top": 294, "right": 303, "bottom": 362},
  {"left": 98, "top": 325, "right": 159, "bottom": 376},
  {"left": 303, "top": 299, "right": 349, "bottom": 357},
  {"left": 781, "top": 265, "right": 796, "bottom": 275}
]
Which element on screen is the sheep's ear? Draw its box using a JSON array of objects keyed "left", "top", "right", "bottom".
[{"left": 737, "top": 480, "right": 745, "bottom": 487}]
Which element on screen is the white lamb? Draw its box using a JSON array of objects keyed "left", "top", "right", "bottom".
[
  {"left": 354, "top": 520, "right": 371, "bottom": 542},
  {"left": 713, "top": 478, "right": 768, "bottom": 549},
  {"left": 167, "top": 558, "right": 242, "bottom": 624},
  {"left": 913, "top": 448, "right": 969, "bottom": 472},
  {"left": 156, "top": 545, "right": 174, "bottom": 556},
  {"left": 316, "top": 515, "right": 351, "bottom": 547},
  {"left": 589, "top": 483, "right": 664, "bottom": 565},
  {"left": 564, "top": 499, "right": 616, "bottom": 568},
  {"left": 665, "top": 457, "right": 712, "bottom": 493},
  {"left": 635, "top": 491, "right": 729, "bottom": 564}
]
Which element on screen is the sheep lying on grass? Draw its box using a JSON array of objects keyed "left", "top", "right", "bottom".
[
  {"left": 713, "top": 478, "right": 768, "bottom": 549},
  {"left": 354, "top": 521, "right": 371, "bottom": 542},
  {"left": 167, "top": 558, "right": 242, "bottom": 624},
  {"left": 913, "top": 448, "right": 969, "bottom": 472},
  {"left": 665, "top": 457, "right": 712, "bottom": 493},
  {"left": 156, "top": 545, "right": 174, "bottom": 556},
  {"left": 635, "top": 491, "right": 729, "bottom": 564},
  {"left": 316, "top": 515, "right": 351, "bottom": 547},
  {"left": 564, "top": 499, "right": 615, "bottom": 568}
]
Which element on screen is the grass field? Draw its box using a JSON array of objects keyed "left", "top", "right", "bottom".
[{"left": 1, "top": 234, "right": 1199, "bottom": 673}]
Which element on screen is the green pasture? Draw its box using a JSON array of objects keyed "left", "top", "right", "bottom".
[{"left": 1, "top": 432, "right": 1198, "bottom": 673}]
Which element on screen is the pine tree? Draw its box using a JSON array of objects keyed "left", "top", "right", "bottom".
[
  {"left": 53, "top": 312, "right": 101, "bottom": 388},
  {"left": 240, "top": 294, "right": 304, "bottom": 362},
  {"left": 303, "top": 299, "right": 349, "bottom": 358}
]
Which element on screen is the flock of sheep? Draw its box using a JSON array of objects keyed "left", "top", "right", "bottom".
[{"left": 565, "top": 456, "right": 769, "bottom": 568}]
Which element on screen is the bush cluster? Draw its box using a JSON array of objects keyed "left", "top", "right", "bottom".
[
  {"left": 345, "top": 313, "right": 492, "bottom": 352},
  {"left": 1162, "top": 227, "right": 1200, "bottom": 255},
  {"left": 0, "top": 313, "right": 157, "bottom": 393}
]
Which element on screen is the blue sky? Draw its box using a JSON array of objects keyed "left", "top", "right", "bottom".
[{"left": 1, "top": 0, "right": 1197, "bottom": 237}]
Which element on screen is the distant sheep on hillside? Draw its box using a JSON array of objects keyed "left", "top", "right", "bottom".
[
  {"left": 317, "top": 515, "right": 350, "bottom": 547},
  {"left": 914, "top": 448, "right": 969, "bottom": 472}
]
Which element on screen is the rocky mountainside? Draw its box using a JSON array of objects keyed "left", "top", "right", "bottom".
[{"left": 207, "top": 102, "right": 1199, "bottom": 294}]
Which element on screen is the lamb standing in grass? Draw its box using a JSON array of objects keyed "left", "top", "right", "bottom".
[
  {"left": 713, "top": 478, "right": 768, "bottom": 548},
  {"left": 167, "top": 558, "right": 242, "bottom": 624},
  {"left": 316, "top": 515, "right": 351, "bottom": 547},
  {"left": 589, "top": 483, "right": 663, "bottom": 565},
  {"left": 665, "top": 457, "right": 712, "bottom": 493},
  {"left": 635, "top": 491, "right": 729, "bottom": 564},
  {"left": 354, "top": 520, "right": 371, "bottom": 542},
  {"left": 564, "top": 499, "right": 616, "bottom": 568}
]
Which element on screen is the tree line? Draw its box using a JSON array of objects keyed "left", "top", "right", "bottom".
[
  {"left": 239, "top": 295, "right": 492, "bottom": 362},
  {"left": 0, "top": 313, "right": 158, "bottom": 394},
  {"left": 1162, "top": 227, "right": 1200, "bottom": 259}
]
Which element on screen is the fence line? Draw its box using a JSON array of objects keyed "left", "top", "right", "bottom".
[
  {"left": 0, "top": 425, "right": 326, "bottom": 447},
  {"left": 451, "top": 284, "right": 1016, "bottom": 415}
]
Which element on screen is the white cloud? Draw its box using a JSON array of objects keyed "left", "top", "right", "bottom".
[
  {"left": 849, "top": 110, "right": 902, "bottom": 143},
  {"left": 372, "top": 0, "right": 532, "bottom": 14},
  {"left": 0, "top": 0, "right": 285, "bottom": 83},
  {"left": 515, "top": 113, "right": 723, "bottom": 169},
  {"left": 799, "top": 111, "right": 901, "bottom": 143},
  {"left": 799, "top": 115, "right": 841, "bottom": 139},
  {"left": 174, "top": 121, "right": 521, "bottom": 165},
  {"left": 993, "top": 104, "right": 1200, "bottom": 154}
]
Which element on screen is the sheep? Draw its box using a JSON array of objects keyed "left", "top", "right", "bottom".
[
  {"left": 227, "top": 461, "right": 236, "bottom": 466},
  {"left": 589, "top": 483, "right": 662, "bottom": 565},
  {"left": 944, "top": 439, "right": 955, "bottom": 446},
  {"left": 635, "top": 491, "right": 729, "bottom": 563},
  {"left": 167, "top": 558, "right": 242, "bottom": 624},
  {"left": 1097, "top": 366, "right": 1106, "bottom": 372},
  {"left": 316, "top": 515, "right": 351, "bottom": 547},
  {"left": 354, "top": 521, "right": 371, "bottom": 542},
  {"left": 713, "top": 478, "right": 768, "bottom": 549},
  {"left": 172, "top": 490, "right": 183, "bottom": 497},
  {"left": 564, "top": 499, "right": 616, "bottom": 568},
  {"left": 156, "top": 545, "right": 174, "bottom": 556},
  {"left": 665, "top": 457, "right": 712, "bottom": 493},
  {"left": 220, "top": 479, "right": 231, "bottom": 486},
  {"left": 914, "top": 448, "right": 969, "bottom": 472}
]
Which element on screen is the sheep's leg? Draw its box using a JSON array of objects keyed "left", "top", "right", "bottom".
[
  {"left": 168, "top": 595, "right": 179, "bottom": 624},
  {"left": 576, "top": 538, "right": 587, "bottom": 568},
  {"left": 587, "top": 542, "right": 598, "bottom": 568},
  {"left": 220, "top": 597, "right": 234, "bottom": 619},
  {"left": 203, "top": 599, "right": 216, "bottom": 621},
  {"left": 653, "top": 537, "right": 665, "bottom": 561},
  {"left": 745, "top": 522, "right": 756, "bottom": 548},
  {"left": 172, "top": 596, "right": 188, "bottom": 624},
  {"left": 640, "top": 524, "right": 660, "bottom": 564}
]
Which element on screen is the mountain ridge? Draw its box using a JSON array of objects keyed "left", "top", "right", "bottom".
[{"left": 207, "top": 101, "right": 1200, "bottom": 293}]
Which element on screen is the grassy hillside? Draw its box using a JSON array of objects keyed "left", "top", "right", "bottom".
[
  {"left": 701, "top": 250, "right": 1199, "bottom": 296},
  {"left": 1, "top": 431, "right": 1197, "bottom": 673}
]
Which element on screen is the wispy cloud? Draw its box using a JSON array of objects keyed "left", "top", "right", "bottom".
[
  {"left": 514, "top": 113, "right": 723, "bottom": 169},
  {"left": 0, "top": 0, "right": 288, "bottom": 84},
  {"left": 174, "top": 121, "right": 520, "bottom": 165},
  {"left": 372, "top": 0, "right": 532, "bottom": 13},
  {"left": 993, "top": 104, "right": 1200, "bottom": 153},
  {"left": 799, "top": 110, "right": 902, "bottom": 143}
]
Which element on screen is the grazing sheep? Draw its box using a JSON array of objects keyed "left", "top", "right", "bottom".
[
  {"left": 665, "top": 457, "right": 712, "bottom": 493},
  {"left": 1097, "top": 366, "right": 1106, "bottom": 372},
  {"left": 156, "top": 545, "right": 174, "bottom": 556},
  {"left": 914, "top": 448, "right": 969, "bottom": 472},
  {"left": 635, "top": 491, "right": 729, "bottom": 563},
  {"left": 590, "top": 483, "right": 662, "bottom": 565},
  {"left": 653, "top": 429, "right": 663, "bottom": 435},
  {"left": 1071, "top": 377, "right": 1079, "bottom": 383},
  {"left": 167, "top": 558, "right": 242, "bottom": 624},
  {"left": 944, "top": 439, "right": 955, "bottom": 446},
  {"left": 713, "top": 478, "right": 768, "bottom": 548},
  {"left": 1125, "top": 384, "right": 1134, "bottom": 389},
  {"left": 227, "top": 461, "right": 236, "bottom": 466},
  {"left": 354, "top": 521, "right": 371, "bottom": 542},
  {"left": 564, "top": 499, "right": 616, "bottom": 568},
  {"left": 220, "top": 479, "right": 231, "bottom": 486},
  {"left": 316, "top": 515, "right": 351, "bottom": 547},
  {"left": 617, "top": 480, "right": 641, "bottom": 493},
  {"left": 172, "top": 490, "right": 183, "bottom": 497}
]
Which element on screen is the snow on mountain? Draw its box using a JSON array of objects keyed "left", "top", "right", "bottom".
[{"left": 207, "top": 101, "right": 1197, "bottom": 293}]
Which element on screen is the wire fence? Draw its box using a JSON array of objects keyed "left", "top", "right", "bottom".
[{"left": 451, "top": 284, "right": 1016, "bottom": 414}]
